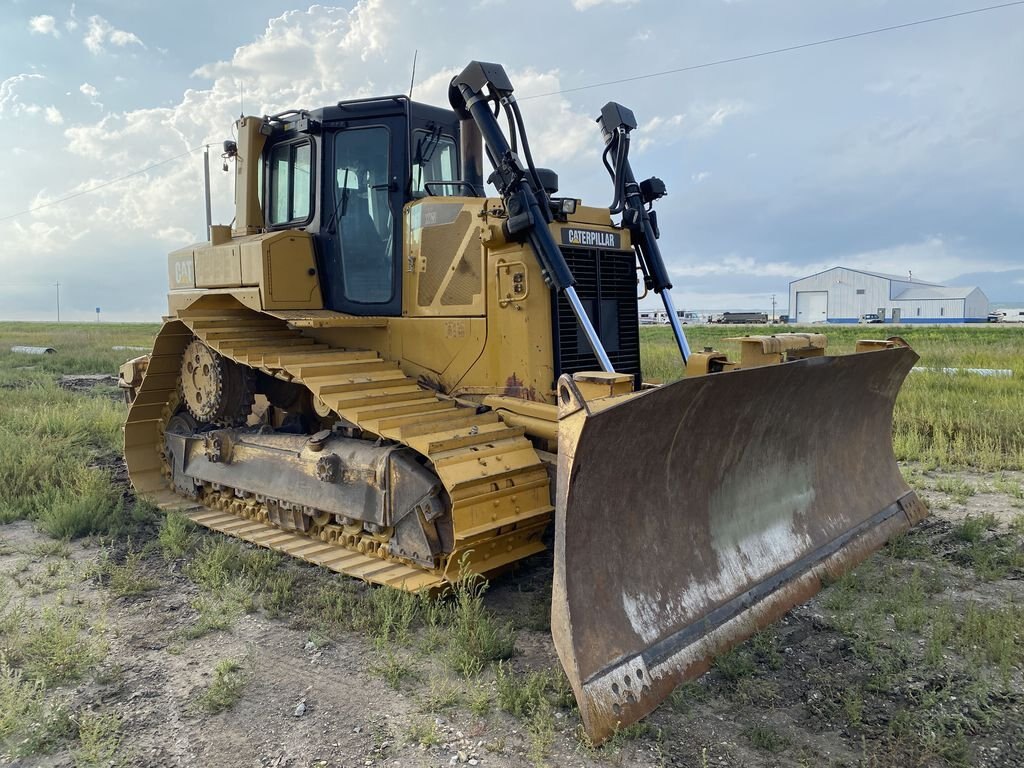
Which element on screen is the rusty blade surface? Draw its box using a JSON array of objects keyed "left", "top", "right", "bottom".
[{"left": 551, "top": 346, "right": 927, "bottom": 744}]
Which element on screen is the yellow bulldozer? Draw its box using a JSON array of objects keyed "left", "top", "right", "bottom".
[{"left": 120, "top": 61, "right": 926, "bottom": 742}]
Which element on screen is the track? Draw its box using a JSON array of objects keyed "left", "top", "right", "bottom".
[{"left": 124, "top": 308, "right": 552, "bottom": 590}]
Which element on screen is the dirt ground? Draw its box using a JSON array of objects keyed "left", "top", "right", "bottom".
[{"left": 2, "top": 457, "right": 1023, "bottom": 768}]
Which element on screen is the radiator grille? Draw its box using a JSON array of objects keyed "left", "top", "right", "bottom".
[{"left": 552, "top": 247, "right": 641, "bottom": 383}]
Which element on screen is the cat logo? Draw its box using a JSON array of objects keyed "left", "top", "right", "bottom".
[{"left": 561, "top": 228, "right": 621, "bottom": 250}]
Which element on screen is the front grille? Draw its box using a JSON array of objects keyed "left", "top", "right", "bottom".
[{"left": 552, "top": 247, "right": 640, "bottom": 384}]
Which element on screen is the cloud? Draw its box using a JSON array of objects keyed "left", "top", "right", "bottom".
[
  {"left": 691, "top": 171, "right": 711, "bottom": 183},
  {"left": 44, "top": 106, "right": 64, "bottom": 125},
  {"left": 2, "top": 2, "right": 598, "bottom": 321},
  {"left": 66, "top": 3, "right": 78, "bottom": 31},
  {"left": 572, "top": 0, "right": 639, "bottom": 10},
  {"left": 79, "top": 82, "right": 102, "bottom": 108},
  {"left": 84, "top": 15, "right": 145, "bottom": 54},
  {"left": 0, "top": 73, "right": 46, "bottom": 116},
  {"left": 29, "top": 15, "right": 59, "bottom": 36}
]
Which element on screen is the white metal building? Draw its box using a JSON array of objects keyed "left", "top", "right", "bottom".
[{"left": 789, "top": 267, "right": 989, "bottom": 324}]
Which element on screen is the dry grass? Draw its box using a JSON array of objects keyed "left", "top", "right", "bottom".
[{"left": 642, "top": 324, "right": 1024, "bottom": 470}]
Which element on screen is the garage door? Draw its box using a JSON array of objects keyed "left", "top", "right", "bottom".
[{"left": 796, "top": 291, "right": 828, "bottom": 323}]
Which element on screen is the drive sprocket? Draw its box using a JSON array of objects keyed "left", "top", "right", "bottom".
[{"left": 180, "top": 339, "right": 254, "bottom": 426}]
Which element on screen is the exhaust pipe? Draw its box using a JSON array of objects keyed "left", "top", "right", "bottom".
[
  {"left": 459, "top": 117, "right": 484, "bottom": 195},
  {"left": 448, "top": 78, "right": 484, "bottom": 195}
]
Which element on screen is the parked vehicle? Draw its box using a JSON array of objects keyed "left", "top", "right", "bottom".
[
  {"left": 989, "top": 309, "right": 1024, "bottom": 323},
  {"left": 713, "top": 311, "right": 769, "bottom": 324},
  {"left": 859, "top": 313, "right": 884, "bottom": 324}
]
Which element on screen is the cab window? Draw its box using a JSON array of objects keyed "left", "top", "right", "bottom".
[
  {"left": 334, "top": 127, "right": 394, "bottom": 303},
  {"left": 268, "top": 141, "right": 312, "bottom": 225},
  {"left": 412, "top": 129, "right": 458, "bottom": 196}
]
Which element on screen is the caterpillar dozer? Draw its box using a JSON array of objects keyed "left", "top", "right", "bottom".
[{"left": 121, "top": 61, "right": 926, "bottom": 742}]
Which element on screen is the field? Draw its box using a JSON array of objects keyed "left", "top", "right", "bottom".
[{"left": 1, "top": 321, "right": 1023, "bottom": 767}]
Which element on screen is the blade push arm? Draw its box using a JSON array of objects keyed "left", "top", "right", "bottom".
[
  {"left": 449, "top": 61, "right": 614, "bottom": 373},
  {"left": 598, "top": 103, "right": 691, "bottom": 363}
]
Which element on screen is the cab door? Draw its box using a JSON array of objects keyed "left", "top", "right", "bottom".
[{"left": 318, "top": 119, "right": 406, "bottom": 316}]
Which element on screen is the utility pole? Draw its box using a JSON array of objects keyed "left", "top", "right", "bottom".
[
  {"left": 771, "top": 293, "right": 776, "bottom": 323},
  {"left": 55, "top": 280, "right": 60, "bottom": 323}
]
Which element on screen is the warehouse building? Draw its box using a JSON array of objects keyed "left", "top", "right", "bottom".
[{"left": 789, "top": 267, "right": 989, "bottom": 323}]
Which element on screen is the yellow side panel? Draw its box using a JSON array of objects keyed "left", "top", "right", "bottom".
[
  {"left": 263, "top": 233, "right": 322, "bottom": 308},
  {"left": 403, "top": 199, "right": 486, "bottom": 318},
  {"left": 194, "top": 245, "right": 242, "bottom": 288}
]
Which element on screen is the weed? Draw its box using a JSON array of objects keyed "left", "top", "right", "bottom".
[
  {"left": 752, "top": 629, "right": 784, "bottom": 670},
  {"left": 421, "top": 675, "right": 460, "bottom": 712},
  {"left": 469, "top": 687, "right": 492, "bottom": 717},
  {"left": 443, "top": 560, "right": 515, "bottom": 677},
  {"left": 196, "top": 659, "right": 250, "bottom": 713},
  {"left": 526, "top": 700, "right": 555, "bottom": 767},
  {"left": 667, "top": 680, "right": 707, "bottom": 715},
  {"left": 94, "top": 547, "right": 159, "bottom": 597},
  {"left": 73, "top": 710, "right": 122, "bottom": 767},
  {"left": 744, "top": 724, "right": 790, "bottom": 753},
  {"left": 886, "top": 532, "right": 931, "bottom": 560},
  {"left": 822, "top": 569, "right": 862, "bottom": 612},
  {"left": 158, "top": 513, "right": 196, "bottom": 559},
  {"left": 713, "top": 647, "right": 755, "bottom": 682},
  {"left": 958, "top": 602, "right": 1024, "bottom": 677},
  {"left": 354, "top": 586, "right": 419, "bottom": 647},
  {"left": 0, "top": 656, "right": 74, "bottom": 758},
  {"left": 10, "top": 605, "right": 108, "bottom": 685},
  {"left": 30, "top": 540, "right": 72, "bottom": 559},
  {"left": 842, "top": 688, "right": 864, "bottom": 727},
  {"left": 35, "top": 470, "right": 135, "bottom": 540},
  {"left": 181, "top": 587, "right": 251, "bottom": 640},
  {"left": 733, "top": 677, "right": 779, "bottom": 706},
  {"left": 406, "top": 718, "right": 442, "bottom": 748},
  {"left": 935, "top": 477, "right": 976, "bottom": 504},
  {"left": 263, "top": 572, "right": 296, "bottom": 618},
  {"left": 371, "top": 650, "right": 417, "bottom": 690},
  {"left": 496, "top": 662, "right": 551, "bottom": 718},
  {"left": 952, "top": 514, "right": 1000, "bottom": 543},
  {"left": 925, "top": 603, "right": 956, "bottom": 668}
]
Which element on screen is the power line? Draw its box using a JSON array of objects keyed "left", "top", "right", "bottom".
[
  {"left": 520, "top": 1, "right": 1024, "bottom": 100},
  {"left": 0, "top": 144, "right": 207, "bottom": 224}
]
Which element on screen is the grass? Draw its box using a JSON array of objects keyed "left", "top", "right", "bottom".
[
  {"left": 0, "top": 657, "right": 74, "bottom": 759},
  {"left": 1, "top": 322, "right": 1022, "bottom": 762},
  {"left": 158, "top": 513, "right": 196, "bottom": 560},
  {"left": 642, "top": 324, "right": 1024, "bottom": 470},
  {"left": 196, "top": 658, "right": 250, "bottom": 713},
  {"left": 441, "top": 561, "right": 517, "bottom": 677},
  {"left": 73, "top": 710, "right": 122, "bottom": 767},
  {"left": 406, "top": 717, "right": 442, "bottom": 748},
  {"left": 5, "top": 604, "right": 108, "bottom": 686},
  {"left": 93, "top": 546, "right": 159, "bottom": 597}
]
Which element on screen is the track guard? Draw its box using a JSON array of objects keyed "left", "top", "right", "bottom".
[{"left": 551, "top": 346, "right": 926, "bottom": 743}]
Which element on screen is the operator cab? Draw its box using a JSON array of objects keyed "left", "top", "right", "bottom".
[{"left": 260, "top": 98, "right": 464, "bottom": 316}]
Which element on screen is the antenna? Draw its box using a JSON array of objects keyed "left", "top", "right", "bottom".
[
  {"left": 239, "top": 82, "right": 244, "bottom": 118},
  {"left": 408, "top": 49, "right": 418, "bottom": 98}
]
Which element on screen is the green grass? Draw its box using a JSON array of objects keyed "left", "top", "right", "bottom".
[
  {"left": 73, "top": 710, "right": 122, "bottom": 768},
  {"left": 4, "top": 604, "right": 108, "bottom": 686},
  {"left": 641, "top": 325, "right": 1024, "bottom": 470},
  {"left": 0, "top": 657, "right": 74, "bottom": 759},
  {"left": 195, "top": 658, "right": 250, "bottom": 713},
  {"left": 93, "top": 546, "right": 159, "bottom": 597}
]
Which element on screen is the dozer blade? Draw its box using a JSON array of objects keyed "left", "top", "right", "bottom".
[{"left": 551, "top": 346, "right": 927, "bottom": 744}]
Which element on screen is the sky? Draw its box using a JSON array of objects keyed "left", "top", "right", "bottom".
[{"left": 1, "top": 0, "right": 1022, "bottom": 321}]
